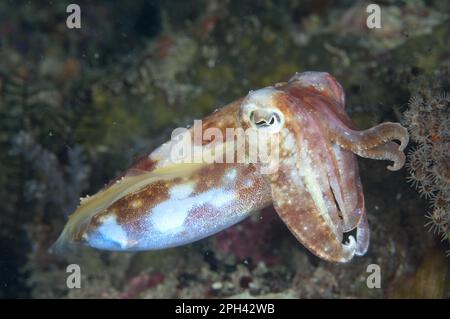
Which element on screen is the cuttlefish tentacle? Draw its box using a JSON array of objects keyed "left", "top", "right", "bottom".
[
  {"left": 241, "top": 89, "right": 360, "bottom": 262},
  {"left": 356, "top": 141, "right": 406, "bottom": 171},
  {"left": 284, "top": 72, "right": 407, "bottom": 240},
  {"left": 280, "top": 94, "right": 368, "bottom": 261},
  {"left": 332, "top": 122, "right": 409, "bottom": 153},
  {"left": 295, "top": 92, "right": 409, "bottom": 167},
  {"left": 285, "top": 79, "right": 408, "bottom": 169},
  {"left": 270, "top": 132, "right": 356, "bottom": 262},
  {"left": 328, "top": 145, "right": 363, "bottom": 232},
  {"left": 284, "top": 74, "right": 365, "bottom": 232},
  {"left": 354, "top": 195, "right": 369, "bottom": 256},
  {"left": 239, "top": 72, "right": 408, "bottom": 262}
]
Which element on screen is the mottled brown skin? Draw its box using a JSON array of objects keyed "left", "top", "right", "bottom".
[
  {"left": 85, "top": 161, "right": 271, "bottom": 246},
  {"left": 85, "top": 180, "right": 171, "bottom": 240}
]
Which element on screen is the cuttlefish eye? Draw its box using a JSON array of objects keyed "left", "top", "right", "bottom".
[
  {"left": 250, "top": 109, "right": 283, "bottom": 129},
  {"left": 240, "top": 88, "right": 285, "bottom": 133}
]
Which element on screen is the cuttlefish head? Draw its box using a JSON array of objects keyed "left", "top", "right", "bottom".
[
  {"left": 239, "top": 72, "right": 407, "bottom": 262},
  {"left": 239, "top": 84, "right": 358, "bottom": 262}
]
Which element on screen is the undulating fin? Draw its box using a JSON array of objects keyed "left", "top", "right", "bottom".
[{"left": 50, "top": 162, "right": 206, "bottom": 253}]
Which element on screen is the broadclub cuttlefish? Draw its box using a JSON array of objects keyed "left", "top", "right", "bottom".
[{"left": 52, "top": 71, "right": 409, "bottom": 263}]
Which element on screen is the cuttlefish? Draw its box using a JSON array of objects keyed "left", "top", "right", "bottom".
[{"left": 52, "top": 72, "right": 409, "bottom": 263}]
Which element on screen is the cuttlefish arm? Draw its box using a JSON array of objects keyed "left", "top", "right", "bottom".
[
  {"left": 239, "top": 72, "right": 408, "bottom": 262},
  {"left": 281, "top": 73, "right": 366, "bottom": 234}
]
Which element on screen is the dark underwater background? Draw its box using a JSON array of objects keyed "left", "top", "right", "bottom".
[{"left": 0, "top": 0, "right": 448, "bottom": 298}]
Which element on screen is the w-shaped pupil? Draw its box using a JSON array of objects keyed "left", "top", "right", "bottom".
[{"left": 252, "top": 113, "right": 279, "bottom": 127}]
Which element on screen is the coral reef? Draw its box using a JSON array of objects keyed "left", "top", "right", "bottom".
[
  {"left": 403, "top": 70, "right": 450, "bottom": 254},
  {"left": 387, "top": 248, "right": 449, "bottom": 298},
  {"left": 213, "top": 209, "right": 283, "bottom": 266}
]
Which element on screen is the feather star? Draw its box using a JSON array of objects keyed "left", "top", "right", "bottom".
[{"left": 52, "top": 71, "right": 409, "bottom": 263}]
